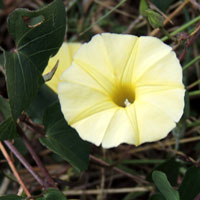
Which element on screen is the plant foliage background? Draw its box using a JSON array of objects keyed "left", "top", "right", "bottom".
[{"left": 0, "top": 0, "right": 200, "bottom": 199}]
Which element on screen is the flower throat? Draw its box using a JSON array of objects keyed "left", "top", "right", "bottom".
[{"left": 111, "top": 84, "right": 135, "bottom": 108}]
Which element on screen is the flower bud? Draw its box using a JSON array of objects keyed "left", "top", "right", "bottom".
[{"left": 146, "top": 9, "right": 164, "bottom": 28}]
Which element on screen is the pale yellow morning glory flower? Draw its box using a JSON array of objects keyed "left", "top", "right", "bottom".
[
  {"left": 44, "top": 42, "right": 81, "bottom": 92},
  {"left": 58, "top": 33, "right": 185, "bottom": 148}
]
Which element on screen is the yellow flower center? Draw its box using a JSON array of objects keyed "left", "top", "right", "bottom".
[{"left": 111, "top": 83, "right": 135, "bottom": 108}]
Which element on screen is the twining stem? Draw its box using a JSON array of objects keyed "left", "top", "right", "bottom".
[
  {"left": 4, "top": 140, "right": 44, "bottom": 187},
  {"left": 187, "top": 80, "right": 200, "bottom": 90},
  {"left": 0, "top": 141, "right": 31, "bottom": 197},
  {"left": 20, "top": 114, "right": 45, "bottom": 136},
  {"left": 17, "top": 125, "right": 56, "bottom": 188},
  {"left": 183, "top": 55, "right": 200, "bottom": 71},
  {"left": 161, "top": 16, "right": 200, "bottom": 42},
  {"left": 160, "top": 27, "right": 175, "bottom": 41},
  {"left": 90, "top": 155, "right": 148, "bottom": 184}
]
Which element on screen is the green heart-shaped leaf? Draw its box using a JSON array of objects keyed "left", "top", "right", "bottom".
[
  {"left": 0, "top": 96, "right": 17, "bottom": 140},
  {"left": 4, "top": 0, "right": 66, "bottom": 121},
  {"left": 152, "top": 170, "right": 180, "bottom": 200},
  {"left": 179, "top": 167, "right": 200, "bottom": 200},
  {"left": 40, "top": 102, "right": 91, "bottom": 171}
]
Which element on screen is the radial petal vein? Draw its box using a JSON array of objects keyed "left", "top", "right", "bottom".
[
  {"left": 65, "top": 79, "right": 108, "bottom": 97},
  {"left": 69, "top": 100, "right": 116, "bottom": 125},
  {"left": 74, "top": 59, "right": 114, "bottom": 95},
  {"left": 120, "top": 38, "right": 139, "bottom": 84},
  {"left": 125, "top": 105, "right": 140, "bottom": 145},
  {"left": 101, "top": 108, "right": 119, "bottom": 144},
  {"left": 134, "top": 51, "right": 172, "bottom": 83}
]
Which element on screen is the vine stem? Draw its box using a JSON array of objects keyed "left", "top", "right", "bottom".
[
  {"left": 90, "top": 155, "right": 148, "bottom": 184},
  {"left": 17, "top": 125, "right": 56, "bottom": 188},
  {"left": 161, "top": 16, "right": 200, "bottom": 42},
  {"left": 183, "top": 55, "right": 200, "bottom": 71},
  {"left": 187, "top": 80, "right": 200, "bottom": 90},
  {"left": 4, "top": 140, "right": 44, "bottom": 187},
  {"left": 189, "top": 90, "right": 200, "bottom": 97},
  {"left": 0, "top": 141, "right": 31, "bottom": 197}
]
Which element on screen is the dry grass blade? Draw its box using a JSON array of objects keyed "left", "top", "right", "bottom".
[{"left": 0, "top": 141, "right": 31, "bottom": 197}]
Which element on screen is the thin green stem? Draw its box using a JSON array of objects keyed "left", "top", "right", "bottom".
[
  {"left": 79, "top": 0, "right": 127, "bottom": 36},
  {"left": 187, "top": 80, "right": 200, "bottom": 90},
  {"left": 187, "top": 121, "right": 200, "bottom": 128},
  {"left": 161, "top": 15, "right": 200, "bottom": 42},
  {"left": 189, "top": 90, "right": 200, "bottom": 97},
  {"left": 183, "top": 55, "right": 200, "bottom": 71},
  {"left": 160, "top": 27, "right": 176, "bottom": 41}
]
